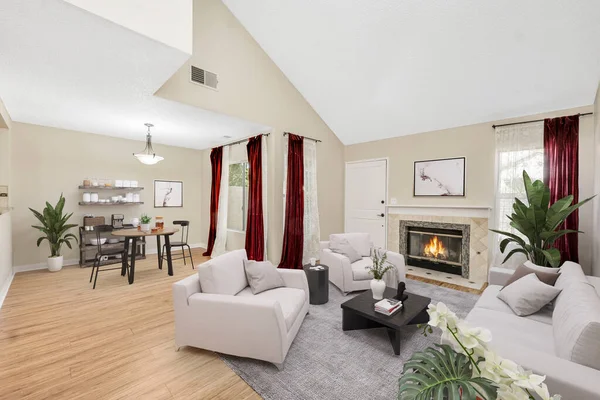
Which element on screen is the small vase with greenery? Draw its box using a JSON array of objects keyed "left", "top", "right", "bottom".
[
  {"left": 490, "top": 170, "right": 594, "bottom": 267},
  {"left": 140, "top": 214, "right": 152, "bottom": 232},
  {"left": 29, "top": 194, "right": 78, "bottom": 272},
  {"left": 366, "top": 248, "right": 395, "bottom": 300}
]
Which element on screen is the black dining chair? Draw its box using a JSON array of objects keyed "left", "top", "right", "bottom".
[
  {"left": 161, "top": 220, "right": 194, "bottom": 269},
  {"left": 89, "top": 225, "right": 129, "bottom": 289}
]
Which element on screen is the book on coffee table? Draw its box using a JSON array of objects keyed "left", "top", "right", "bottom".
[{"left": 374, "top": 298, "right": 403, "bottom": 316}]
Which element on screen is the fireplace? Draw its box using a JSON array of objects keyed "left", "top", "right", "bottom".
[
  {"left": 406, "top": 226, "right": 463, "bottom": 275},
  {"left": 399, "top": 220, "right": 471, "bottom": 278}
]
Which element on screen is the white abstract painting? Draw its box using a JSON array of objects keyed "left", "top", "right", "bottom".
[
  {"left": 414, "top": 157, "right": 465, "bottom": 196},
  {"left": 154, "top": 180, "right": 183, "bottom": 207}
]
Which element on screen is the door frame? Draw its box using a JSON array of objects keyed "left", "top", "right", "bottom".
[{"left": 344, "top": 157, "right": 389, "bottom": 249}]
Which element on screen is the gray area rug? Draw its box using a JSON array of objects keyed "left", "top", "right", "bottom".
[{"left": 221, "top": 280, "right": 479, "bottom": 400}]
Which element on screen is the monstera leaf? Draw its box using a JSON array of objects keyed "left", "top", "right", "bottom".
[
  {"left": 490, "top": 170, "right": 594, "bottom": 267},
  {"left": 398, "top": 344, "right": 497, "bottom": 400}
]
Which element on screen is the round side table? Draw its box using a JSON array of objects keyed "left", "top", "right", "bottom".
[{"left": 302, "top": 264, "right": 329, "bottom": 305}]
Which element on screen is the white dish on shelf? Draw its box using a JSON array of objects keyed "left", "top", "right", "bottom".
[
  {"left": 89, "top": 238, "right": 107, "bottom": 245},
  {"left": 107, "top": 238, "right": 120, "bottom": 244}
]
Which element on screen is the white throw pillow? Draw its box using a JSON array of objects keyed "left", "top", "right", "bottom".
[
  {"left": 497, "top": 273, "right": 562, "bottom": 316},
  {"left": 197, "top": 249, "right": 248, "bottom": 295},
  {"left": 244, "top": 260, "right": 285, "bottom": 295},
  {"left": 329, "top": 233, "right": 371, "bottom": 257},
  {"left": 329, "top": 238, "right": 362, "bottom": 263}
]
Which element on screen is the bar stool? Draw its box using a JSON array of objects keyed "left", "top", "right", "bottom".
[{"left": 161, "top": 220, "right": 194, "bottom": 269}]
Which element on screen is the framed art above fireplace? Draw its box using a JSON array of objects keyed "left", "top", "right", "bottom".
[{"left": 414, "top": 157, "right": 465, "bottom": 196}]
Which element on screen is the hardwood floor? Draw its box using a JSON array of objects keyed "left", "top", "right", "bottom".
[
  {"left": 0, "top": 249, "right": 483, "bottom": 399},
  {"left": 0, "top": 248, "right": 260, "bottom": 400}
]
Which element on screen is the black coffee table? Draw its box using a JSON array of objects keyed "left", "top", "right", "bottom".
[{"left": 340, "top": 287, "right": 430, "bottom": 355}]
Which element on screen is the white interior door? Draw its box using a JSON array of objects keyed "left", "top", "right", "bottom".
[{"left": 345, "top": 159, "right": 387, "bottom": 248}]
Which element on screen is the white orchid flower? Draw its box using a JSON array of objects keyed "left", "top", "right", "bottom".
[
  {"left": 496, "top": 384, "right": 531, "bottom": 400},
  {"left": 427, "top": 302, "right": 457, "bottom": 330},
  {"left": 454, "top": 322, "right": 492, "bottom": 349},
  {"left": 533, "top": 383, "right": 562, "bottom": 400}
]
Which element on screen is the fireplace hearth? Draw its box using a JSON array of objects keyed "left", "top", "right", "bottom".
[{"left": 399, "top": 220, "right": 471, "bottom": 278}]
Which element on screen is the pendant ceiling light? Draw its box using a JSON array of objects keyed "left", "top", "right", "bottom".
[{"left": 134, "top": 123, "right": 164, "bottom": 165}]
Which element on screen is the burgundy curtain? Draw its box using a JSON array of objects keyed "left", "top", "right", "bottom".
[
  {"left": 279, "top": 134, "right": 304, "bottom": 269},
  {"left": 543, "top": 115, "right": 579, "bottom": 264},
  {"left": 245, "top": 135, "right": 265, "bottom": 261},
  {"left": 203, "top": 146, "right": 223, "bottom": 256}
]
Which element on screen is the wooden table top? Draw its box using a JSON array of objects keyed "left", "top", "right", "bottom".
[{"left": 112, "top": 227, "right": 179, "bottom": 237}]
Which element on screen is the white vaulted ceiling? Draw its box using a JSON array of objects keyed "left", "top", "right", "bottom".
[
  {"left": 223, "top": 0, "right": 600, "bottom": 145},
  {"left": 0, "top": 0, "right": 268, "bottom": 150}
]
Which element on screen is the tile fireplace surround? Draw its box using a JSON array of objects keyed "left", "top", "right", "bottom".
[{"left": 387, "top": 206, "right": 491, "bottom": 287}]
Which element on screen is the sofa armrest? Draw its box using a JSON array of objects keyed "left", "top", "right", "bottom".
[
  {"left": 279, "top": 269, "right": 310, "bottom": 302},
  {"left": 320, "top": 248, "right": 353, "bottom": 291},
  {"left": 172, "top": 273, "right": 201, "bottom": 306},
  {"left": 488, "top": 267, "right": 514, "bottom": 286},
  {"left": 385, "top": 250, "right": 407, "bottom": 287},
  {"left": 320, "top": 241, "right": 330, "bottom": 251}
]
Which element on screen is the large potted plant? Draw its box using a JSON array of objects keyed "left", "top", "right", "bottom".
[
  {"left": 490, "top": 170, "right": 594, "bottom": 267},
  {"left": 29, "top": 194, "right": 78, "bottom": 272}
]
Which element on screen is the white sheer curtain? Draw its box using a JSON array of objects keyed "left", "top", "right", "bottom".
[
  {"left": 493, "top": 122, "right": 543, "bottom": 268},
  {"left": 212, "top": 146, "right": 229, "bottom": 258},
  {"left": 302, "top": 139, "right": 320, "bottom": 264}
]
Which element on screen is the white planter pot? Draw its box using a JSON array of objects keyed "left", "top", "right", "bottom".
[
  {"left": 140, "top": 223, "right": 150, "bottom": 232},
  {"left": 47, "top": 256, "right": 63, "bottom": 272},
  {"left": 370, "top": 279, "right": 386, "bottom": 300}
]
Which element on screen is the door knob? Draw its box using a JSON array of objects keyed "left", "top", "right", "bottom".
[
  {"left": 381, "top": 200, "right": 384, "bottom": 204},
  {"left": 378, "top": 213, "right": 385, "bottom": 217}
]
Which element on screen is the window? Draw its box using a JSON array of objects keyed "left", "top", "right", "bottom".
[
  {"left": 493, "top": 122, "right": 543, "bottom": 267},
  {"left": 227, "top": 162, "right": 249, "bottom": 231}
]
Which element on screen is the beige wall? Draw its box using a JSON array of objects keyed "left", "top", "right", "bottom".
[
  {"left": 346, "top": 106, "right": 596, "bottom": 273},
  {"left": 10, "top": 122, "right": 203, "bottom": 267},
  {"left": 593, "top": 82, "right": 600, "bottom": 277},
  {"left": 156, "top": 0, "right": 345, "bottom": 262}
]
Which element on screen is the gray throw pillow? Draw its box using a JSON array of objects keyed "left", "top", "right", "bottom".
[
  {"left": 330, "top": 238, "right": 362, "bottom": 263},
  {"left": 497, "top": 273, "right": 562, "bottom": 316},
  {"left": 502, "top": 263, "right": 560, "bottom": 290},
  {"left": 243, "top": 259, "right": 285, "bottom": 295}
]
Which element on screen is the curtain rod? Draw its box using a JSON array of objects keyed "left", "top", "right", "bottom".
[
  {"left": 492, "top": 112, "right": 593, "bottom": 129},
  {"left": 223, "top": 132, "right": 270, "bottom": 147},
  {"left": 283, "top": 132, "right": 322, "bottom": 143}
]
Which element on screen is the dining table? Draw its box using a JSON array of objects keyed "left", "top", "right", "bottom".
[{"left": 112, "top": 227, "right": 179, "bottom": 284}]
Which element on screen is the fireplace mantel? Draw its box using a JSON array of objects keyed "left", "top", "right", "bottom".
[{"left": 386, "top": 204, "right": 491, "bottom": 219}]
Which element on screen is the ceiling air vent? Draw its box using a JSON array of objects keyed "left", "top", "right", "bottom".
[{"left": 190, "top": 65, "right": 218, "bottom": 90}]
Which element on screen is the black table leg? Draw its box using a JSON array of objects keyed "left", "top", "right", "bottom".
[
  {"left": 387, "top": 328, "right": 401, "bottom": 355},
  {"left": 164, "top": 234, "right": 174, "bottom": 276},
  {"left": 121, "top": 238, "right": 130, "bottom": 276},
  {"left": 128, "top": 237, "right": 138, "bottom": 284},
  {"left": 156, "top": 235, "right": 162, "bottom": 270}
]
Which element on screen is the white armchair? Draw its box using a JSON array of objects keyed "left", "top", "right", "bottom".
[
  {"left": 172, "top": 249, "right": 309, "bottom": 368},
  {"left": 319, "top": 233, "right": 406, "bottom": 295}
]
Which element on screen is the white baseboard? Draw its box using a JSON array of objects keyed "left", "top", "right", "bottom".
[
  {"left": 0, "top": 271, "right": 15, "bottom": 309},
  {"left": 13, "top": 258, "right": 79, "bottom": 273}
]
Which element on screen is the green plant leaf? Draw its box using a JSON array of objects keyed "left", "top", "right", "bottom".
[
  {"left": 398, "top": 344, "right": 497, "bottom": 400},
  {"left": 541, "top": 248, "right": 561, "bottom": 268},
  {"left": 30, "top": 195, "right": 77, "bottom": 258},
  {"left": 502, "top": 247, "right": 529, "bottom": 264}
]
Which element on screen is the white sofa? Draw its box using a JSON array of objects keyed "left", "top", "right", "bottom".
[
  {"left": 319, "top": 233, "right": 406, "bottom": 294},
  {"left": 467, "top": 262, "right": 600, "bottom": 399},
  {"left": 172, "top": 249, "right": 309, "bottom": 368}
]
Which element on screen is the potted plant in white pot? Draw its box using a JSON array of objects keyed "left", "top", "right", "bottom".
[
  {"left": 29, "top": 194, "right": 78, "bottom": 272},
  {"left": 490, "top": 170, "right": 594, "bottom": 267},
  {"left": 140, "top": 214, "right": 152, "bottom": 232},
  {"left": 366, "top": 248, "right": 394, "bottom": 300}
]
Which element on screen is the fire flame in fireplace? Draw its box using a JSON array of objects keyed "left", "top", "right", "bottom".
[{"left": 423, "top": 236, "right": 448, "bottom": 260}]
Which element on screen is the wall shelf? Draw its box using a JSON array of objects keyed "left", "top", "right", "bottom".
[
  {"left": 79, "top": 186, "right": 144, "bottom": 191},
  {"left": 79, "top": 202, "right": 144, "bottom": 206}
]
